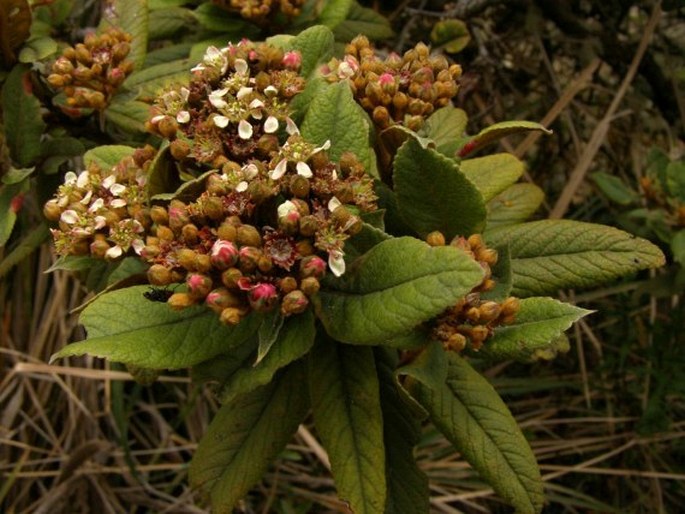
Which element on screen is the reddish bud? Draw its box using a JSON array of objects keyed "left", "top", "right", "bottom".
[
  {"left": 210, "top": 239, "right": 239, "bottom": 269},
  {"left": 280, "top": 290, "right": 309, "bottom": 315},
  {"left": 248, "top": 282, "right": 278, "bottom": 312},
  {"left": 186, "top": 273, "right": 213, "bottom": 299},
  {"left": 300, "top": 255, "right": 326, "bottom": 279}
]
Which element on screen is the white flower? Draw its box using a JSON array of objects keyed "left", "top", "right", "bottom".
[
  {"left": 238, "top": 119, "right": 253, "bottom": 139},
  {"left": 60, "top": 210, "right": 80, "bottom": 224},
  {"left": 80, "top": 190, "right": 93, "bottom": 204},
  {"left": 242, "top": 163, "right": 259, "bottom": 180},
  {"left": 249, "top": 98, "right": 264, "bottom": 110},
  {"left": 236, "top": 86, "right": 253, "bottom": 100},
  {"left": 105, "top": 245, "right": 123, "bottom": 259},
  {"left": 203, "top": 46, "right": 228, "bottom": 74},
  {"left": 89, "top": 198, "right": 104, "bottom": 212},
  {"left": 270, "top": 159, "right": 288, "bottom": 180},
  {"left": 110, "top": 183, "right": 126, "bottom": 196},
  {"left": 328, "top": 250, "right": 346, "bottom": 277},
  {"left": 264, "top": 116, "right": 279, "bottom": 134},
  {"left": 264, "top": 85, "right": 278, "bottom": 97},
  {"left": 64, "top": 171, "right": 77, "bottom": 186},
  {"left": 234, "top": 58, "right": 248, "bottom": 75},
  {"left": 278, "top": 200, "right": 298, "bottom": 219},
  {"left": 209, "top": 88, "right": 229, "bottom": 109},
  {"left": 176, "top": 111, "right": 190, "bottom": 123},
  {"left": 328, "top": 196, "right": 342, "bottom": 212},
  {"left": 214, "top": 115, "right": 229, "bottom": 128},
  {"left": 296, "top": 161, "right": 313, "bottom": 178},
  {"left": 285, "top": 117, "right": 299, "bottom": 136},
  {"left": 76, "top": 171, "right": 90, "bottom": 188},
  {"left": 235, "top": 181, "right": 248, "bottom": 192}
]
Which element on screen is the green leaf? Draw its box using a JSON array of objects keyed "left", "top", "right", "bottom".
[
  {"left": 0, "top": 223, "right": 49, "bottom": 279},
  {"left": 671, "top": 230, "right": 685, "bottom": 265},
  {"left": 18, "top": 36, "right": 58, "bottom": 63},
  {"left": 460, "top": 153, "right": 525, "bottom": 202},
  {"left": 430, "top": 19, "right": 471, "bottom": 54},
  {"left": 147, "top": 7, "right": 195, "bottom": 40},
  {"left": 144, "top": 42, "right": 193, "bottom": 66},
  {"left": 400, "top": 352, "right": 544, "bottom": 514},
  {"left": 344, "top": 222, "right": 392, "bottom": 261},
  {"left": 479, "top": 297, "right": 590, "bottom": 361},
  {"left": 316, "top": 237, "right": 484, "bottom": 344},
  {"left": 2, "top": 64, "right": 47, "bottom": 167},
  {"left": 100, "top": 0, "right": 148, "bottom": 70},
  {"left": 2, "top": 166, "right": 33, "bottom": 185},
  {"left": 218, "top": 310, "right": 316, "bottom": 403},
  {"left": 105, "top": 99, "right": 150, "bottom": 134},
  {"left": 394, "top": 139, "right": 486, "bottom": 239},
  {"left": 486, "top": 220, "right": 666, "bottom": 296},
  {"left": 309, "top": 342, "right": 386, "bottom": 514},
  {"left": 301, "top": 82, "right": 373, "bottom": 175},
  {"left": 51, "top": 285, "right": 262, "bottom": 369},
  {"left": 191, "top": 338, "right": 257, "bottom": 386},
  {"left": 123, "top": 59, "right": 191, "bottom": 100},
  {"left": 318, "top": 0, "right": 353, "bottom": 28},
  {"left": 286, "top": 25, "right": 334, "bottom": 78},
  {"left": 192, "top": 3, "right": 258, "bottom": 36},
  {"left": 38, "top": 137, "right": 86, "bottom": 174},
  {"left": 256, "top": 309, "right": 285, "bottom": 365},
  {"left": 485, "top": 183, "right": 545, "bottom": 231},
  {"left": 45, "top": 255, "right": 100, "bottom": 273},
  {"left": 146, "top": 142, "right": 184, "bottom": 199},
  {"left": 665, "top": 161, "right": 685, "bottom": 202},
  {"left": 333, "top": 2, "right": 394, "bottom": 42},
  {"left": 376, "top": 349, "right": 429, "bottom": 514},
  {"left": 0, "top": 183, "right": 21, "bottom": 246},
  {"left": 84, "top": 145, "right": 135, "bottom": 171},
  {"left": 481, "top": 244, "right": 512, "bottom": 301},
  {"left": 591, "top": 171, "right": 638, "bottom": 206},
  {"left": 420, "top": 106, "right": 468, "bottom": 157},
  {"left": 190, "top": 361, "right": 309, "bottom": 514},
  {"left": 458, "top": 121, "right": 552, "bottom": 158}
]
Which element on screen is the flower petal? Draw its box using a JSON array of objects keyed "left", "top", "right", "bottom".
[
  {"left": 105, "top": 245, "right": 123, "bottom": 259},
  {"left": 285, "top": 117, "right": 299, "bottom": 135},
  {"left": 102, "top": 175, "right": 116, "bottom": 190},
  {"left": 64, "top": 171, "right": 77, "bottom": 185},
  {"left": 89, "top": 197, "right": 104, "bottom": 212},
  {"left": 60, "top": 210, "right": 80, "bottom": 224},
  {"left": 236, "top": 86, "right": 253, "bottom": 100},
  {"left": 264, "top": 85, "right": 278, "bottom": 97},
  {"left": 110, "top": 198, "right": 127, "bottom": 208},
  {"left": 242, "top": 163, "right": 259, "bottom": 180},
  {"left": 264, "top": 116, "right": 279, "bottom": 134},
  {"left": 238, "top": 119, "right": 253, "bottom": 139},
  {"left": 176, "top": 111, "right": 190, "bottom": 124},
  {"left": 235, "top": 181, "right": 248, "bottom": 192},
  {"left": 296, "top": 161, "right": 313, "bottom": 178},
  {"left": 270, "top": 159, "right": 288, "bottom": 180},
  {"left": 132, "top": 239, "right": 145, "bottom": 255},
  {"left": 213, "top": 115, "right": 229, "bottom": 128},
  {"left": 76, "top": 171, "right": 90, "bottom": 188},
  {"left": 234, "top": 58, "right": 248, "bottom": 75},
  {"left": 277, "top": 200, "right": 298, "bottom": 219},
  {"left": 328, "top": 250, "right": 346, "bottom": 277},
  {"left": 328, "top": 196, "right": 342, "bottom": 212}
]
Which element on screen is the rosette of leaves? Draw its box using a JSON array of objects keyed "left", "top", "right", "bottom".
[{"left": 48, "top": 26, "right": 665, "bottom": 514}]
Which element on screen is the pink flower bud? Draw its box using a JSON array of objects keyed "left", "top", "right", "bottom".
[
  {"left": 282, "top": 51, "right": 302, "bottom": 70},
  {"left": 281, "top": 290, "right": 309, "bottom": 316},
  {"left": 186, "top": 273, "right": 213, "bottom": 299},
  {"left": 210, "top": 239, "right": 239, "bottom": 269},
  {"left": 300, "top": 255, "right": 327, "bottom": 279},
  {"left": 248, "top": 282, "right": 278, "bottom": 312}
]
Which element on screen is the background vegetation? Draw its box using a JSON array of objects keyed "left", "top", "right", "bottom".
[{"left": 1, "top": 0, "right": 684, "bottom": 512}]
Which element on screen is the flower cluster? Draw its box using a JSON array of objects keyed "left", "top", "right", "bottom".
[
  {"left": 425, "top": 232, "right": 520, "bottom": 352},
  {"left": 323, "top": 36, "right": 462, "bottom": 132},
  {"left": 45, "top": 40, "right": 377, "bottom": 324},
  {"left": 212, "top": 0, "right": 304, "bottom": 26},
  {"left": 46, "top": 28, "right": 134, "bottom": 112},
  {"left": 43, "top": 147, "right": 156, "bottom": 258}
]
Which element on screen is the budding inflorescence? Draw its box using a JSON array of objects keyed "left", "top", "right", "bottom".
[
  {"left": 323, "top": 36, "right": 462, "bottom": 132},
  {"left": 426, "top": 231, "right": 521, "bottom": 352},
  {"left": 44, "top": 147, "right": 156, "bottom": 258},
  {"left": 46, "top": 40, "right": 378, "bottom": 324},
  {"left": 212, "top": 0, "right": 304, "bottom": 26},
  {"left": 47, "top": 28, "right": 134, "bottom": 112}
]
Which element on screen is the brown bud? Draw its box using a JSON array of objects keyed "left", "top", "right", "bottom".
[
  {"left": 300, "top": 276, "right": 320, "bottom": 297},
  {"left": 157, "top": 116, "right": 178, "bottom": 139},
  {"left": 236, "top": 224, "right": 261, "bottom": 247},
  {"left": 500, "top": 297, "right": 520, "bottom": 317},
  {"left": 47, "top": 74, "right": 66, "bottom": 88},
  {"left": 280, "top": 290, "right": 309, "bottom": 316},
  {"left": 169, "top": 139, "right": 190, "bottom": 161},
  {"left": 155, "top": 224, "right": 175, "bottom": 241},
  {"left": 445, "top": 332, "right": 467, "bottom": 352},
  {"left": 43, "top": 199, "right": 62, "bottom": 221},
  {"left": 467, "top": 234, "right": 484, "bottom": 251},
  {"left": 299, "top": 216, "right": 318, "bottom": 237},
  {"left": 279, "top": 276, "right": 298, "bottom": 294},
  {"left": 148, "top": 264, "right": 172, "bottom": 285},
  {"left": 74, "top": 44, "right": 92, "bottom": 64},
  {"left": 217, "top": 222, "right": 237, "bottom": 241},
  {"left": 295, "top": 239, "right": 314, "bottom": 257},
  {"left": 220, "top": 307, "right": 244, "bottom": 325},
  {"left": 168, "top": 292, "right": 193, "bottom": 310},
  {"left": 112, "top": 42, "right": 131, "bottom": 62},
  {"left": 221, "top": 267, "right": 243, "bottom": 290},
  {"left": 150, "top": 205, "right": 169, "bottom": 225},
  {"left": 289, "top": 174, "right": 310, "bottom": 198},
  {"left": 466, "top": 307, "right": 481, "bottom": 323},
  {"left": 426, "top": 231, "right": 445, "bottom": 247},
  {"left": 89, "top": 238, "right": 110, "bottom": 258},
  {"left": 479, "top": 301, "right": 502, "bottom": 323},
  {"left": 372, "top": 106, "right": 390, "bottom": 128},
  {"left": 202, "top": 196, "right": 224, "bottom": 221}
]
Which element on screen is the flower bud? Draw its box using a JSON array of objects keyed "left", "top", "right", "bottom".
[
  {"left": 75, "top": 44, "right": 92, "bottom": 64},
  {"left": 149, "top": 205, "right": 169, "bottom": 225},
  {"left": 220, "top": 307, "right": 244, "bottom": 325},
  {"left": 170, "top": 139, "right": 191, "bottom": 161},
  {"left": 181, "top": 223, "right": 199, "bottom": 245},
  {"left": 295, "top": 239, "right": 314, "bottom": 257},
  {"left": 53, "top": 57, "right": 74, "bottom": 74},
  {"left": 289, "top": 174, "right": 310, "bottom": 198},
  {"left": 248, "top": 282, "right": 278, "bottom": 312},
  {"left": 221, "top": 267, "right": 243, "bottom": 290},
  {"left": 280, "top": 290, "right": 309, "bottom": 316},
  {"left": 90, "top": 238, "right": 110, "bottom": 258},
  {"left": 500, "top": 297, "right": 520, "bottom": 317},
  {"left": 477, "top": 247, "right": 498, "bottom": 266},
  {"left": 186, "top": 273, "right": 213, "bottom": 300},
  {"left": 372, "top": 106, "right": 390, "bottom": 128},
  {"left": 300, "top": 277, "right": 320, "bottom": 297},
  {"left": 202, "top": 196, "right": 224, "bottom": 221},
  {"left": 176, "top": 248, "right": 197, "bottom": 270},
  {"left": 445, "top": 333, "right": 467, "bottom": 352},
  {"left": 300, "top": 255, "right": 326, "bottom": 279},
  {"left": 195, "top": 253, "right": 212, "bottom": 273},
  {"left": 479, "top": 301, "right": 502, "bottom": 323},
  {"left": 47, "top": 74, "right": 66, "bottom": 88},
  {"left": 236, "top": 224, "right": 261, "bottom": 247},
  {"left": 238, "top": 246, "right": 261, "bottom": 272},
  {"left": 168, "top": 201, "right": 189, "bottom": 231},
  {"left": 148, "top": 264, "right": 173, "bottom": 285},
  {"left": 107, "top": 67, "right": 127, "bottom": 87},
  {"left": 43, "top": 199, "right": 63, "bottom": 221},
  {"left": 257, "top": 255, "right": 273, "bottom": 273},
  {"left": 205, "top": 287, "right": 243, "bottom": 313},
  {"left": 112, "top": 42, "right": 131, "bottom": 62},
  {"left": 426, "top": 231, "right": 445, "bottom": 247},
  {"left": 279, "top": 276, "right": 298, "bottom": 294},
  {"left": 157, "top": 116, "right": 178, "bottom": 139},
  {"left": 210, "top": 239, "right": 239, "bottom": 269},
  {"left": 168, "top": 292, "right": 193, "bottom": 310},
  {"left": 217, "top": 222, "right": 237, "bottom": 241},
  {"left": 155, "top": 224, "right": 175, "bottom": 241}
]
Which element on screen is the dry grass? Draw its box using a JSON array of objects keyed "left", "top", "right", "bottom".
[{"left": 3, "top": 2, "right": 685, "bottom": 513}]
